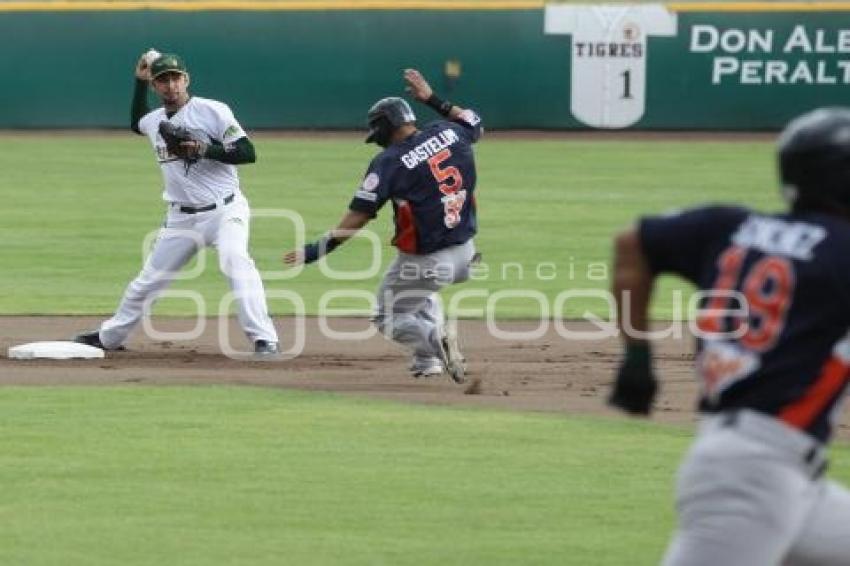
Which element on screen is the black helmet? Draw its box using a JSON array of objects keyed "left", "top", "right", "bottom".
[
  {"left": 779, "top": 107, "right": 850, "bottom": 213},
  {"left": 365, "top": 97, "right": 416, "bottom": 147}
]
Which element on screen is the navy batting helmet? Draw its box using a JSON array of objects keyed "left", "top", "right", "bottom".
[
  {"left": 779, "top": 107, "right": 850, "bottom": 213},
  {"left": 365, "top": 97, "right": 416, "bottom": 147}
]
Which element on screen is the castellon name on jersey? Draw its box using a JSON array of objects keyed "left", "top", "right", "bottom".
[{"left": 400, "top": 128, "right": 460, "bottom": 170}]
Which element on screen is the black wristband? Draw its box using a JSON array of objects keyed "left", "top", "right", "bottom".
[
  {"left": 425, "top": 94, "right": 453, "bottom": 117},
  {"left": 303, "top": 235, "right": 342, "bottom": 264},
  {"left": 324, "top": 235, "right": 342, "bottom": 254}
]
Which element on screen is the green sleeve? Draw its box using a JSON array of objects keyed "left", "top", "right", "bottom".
[
  {"left": 204, "top": 137, "right": 256, "bottom": 165},
  {"left": 130, "top": 79, "right": 150, "bottom": 135}
]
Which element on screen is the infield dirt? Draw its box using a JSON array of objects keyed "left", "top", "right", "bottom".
[{"left": 3, "top": 315, "right": 847, "bottom": 439}]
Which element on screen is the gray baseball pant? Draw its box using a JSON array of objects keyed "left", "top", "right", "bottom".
[
  {"left": 662, "top": 410, "right": 850, "bottom": 566},
  {"left": 372, "top": 239, "right": 475, "bottom": 370}
]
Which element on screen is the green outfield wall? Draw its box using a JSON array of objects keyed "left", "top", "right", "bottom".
[{"left": 2, "top": 2, "right": 849, "bottom": 130}]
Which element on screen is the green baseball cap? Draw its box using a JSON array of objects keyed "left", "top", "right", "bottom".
[{"left": 150, "top": 53, "right": 187, "bottom": 79}]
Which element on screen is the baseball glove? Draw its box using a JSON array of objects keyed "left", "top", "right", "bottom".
[{"left": 158, "top": 121, "right": 206, "bottom": 162}]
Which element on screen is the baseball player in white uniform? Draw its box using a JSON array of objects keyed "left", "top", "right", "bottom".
[{"left": 74, "top": 51, "right": 278, "bottom": 355}]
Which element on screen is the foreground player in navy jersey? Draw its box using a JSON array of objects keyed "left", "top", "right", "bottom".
[
  {"left": 610, "top": 107, "right": 850, "bottom": 565},
  {"left": 284, "top": 69, "right": 482, "bottom": 382}
]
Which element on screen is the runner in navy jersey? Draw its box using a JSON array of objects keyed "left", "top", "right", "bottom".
[
  {"left": 609, "top": 107, "right": 850, "bottom": 565},
  {"left": 284, "top": 69, "right": 482, "bottom": 383}
]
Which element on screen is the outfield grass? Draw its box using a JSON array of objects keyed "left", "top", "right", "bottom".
[
  {"left": 0, "top": 386, "right": 705, "bottom": 565},
  {"left": 1, "top": 386, "right": 848, "bottom": 565},
  {"left": 0, "top": 135, "right": 781, "bottom": 317}
]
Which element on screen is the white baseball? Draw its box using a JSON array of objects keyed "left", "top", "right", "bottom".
[{"left": 143, "top": 49, "right": 161, "bottom": 66}]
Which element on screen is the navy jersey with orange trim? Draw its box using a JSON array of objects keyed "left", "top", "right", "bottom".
[
  {"left": 639, "top": 206, "right": 850, "bottom": 442},
  {"left": 349, "top": 109, "right": 482, "bottom": 254}
]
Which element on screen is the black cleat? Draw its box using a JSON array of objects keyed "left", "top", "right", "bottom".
[
  {"left": 72, "top": 330, "right": 125, "bottom": 351},
  {"left": 254, "top": 340, "right": 280, "bottom": 356}
]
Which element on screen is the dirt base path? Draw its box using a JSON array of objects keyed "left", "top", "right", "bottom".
[{"left": 1, "top": 316, "right": 847, "bottom": 439}]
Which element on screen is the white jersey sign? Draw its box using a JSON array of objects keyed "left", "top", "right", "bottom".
[
  {"left": 138, "top": 96, "right": 247, "bottom": 205},
  {"left": 544, "top": 4, "right": 677, "bottom": 129}
]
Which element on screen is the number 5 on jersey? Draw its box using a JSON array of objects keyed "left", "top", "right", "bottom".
[{"left": 428, "top": 149, "right": 466, "bottom": 229}]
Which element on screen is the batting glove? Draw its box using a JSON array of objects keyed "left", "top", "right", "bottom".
[{"left": 609, "top": 342, "right": 658, "bottom": 416}]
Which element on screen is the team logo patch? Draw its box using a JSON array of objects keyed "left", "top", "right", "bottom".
[
  {"left": 362, "top": 173, "right": 379, "bottom": 192},
  {"left": 224, "top": 125, "right": 240, "bottom": 138},
  {"left": 697, "top": 341, "right": 760, "bottom": 403}
]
